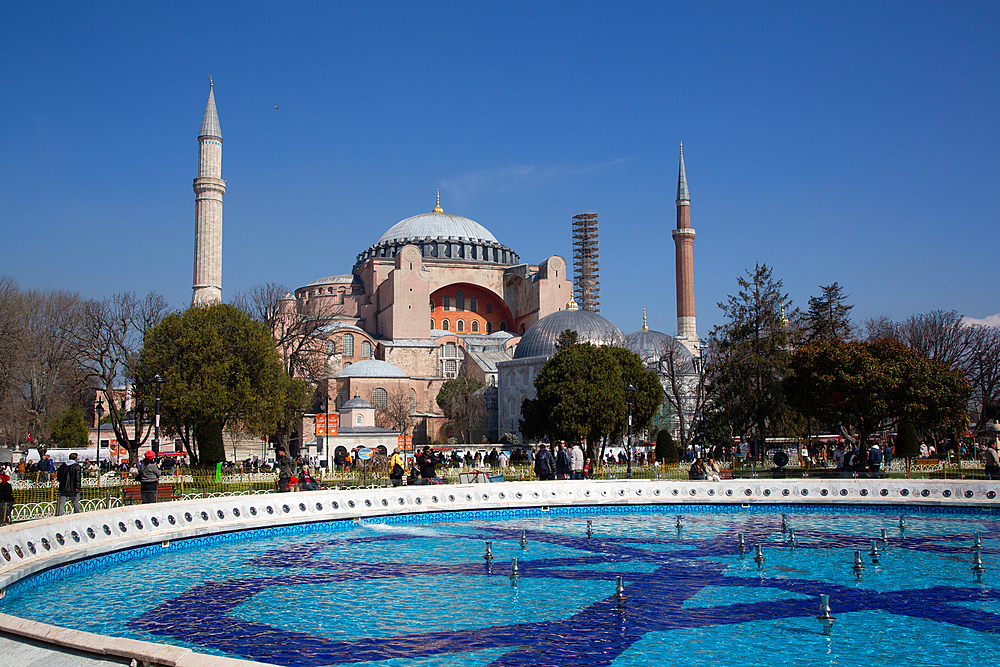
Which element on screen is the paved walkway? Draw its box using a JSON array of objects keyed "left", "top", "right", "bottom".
[{"left": 0, "top": 632, "right": 128, "bottom": 667}]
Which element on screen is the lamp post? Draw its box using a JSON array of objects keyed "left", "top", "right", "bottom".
[
  {"left": 625, "top": 383, "right": 636, "bottom": 479},
  {"left": 95, "top": 397, "right": 105, "bottom": 488},
  {"left": 151, "top": 374, "right": 166, "bottom": 455}
]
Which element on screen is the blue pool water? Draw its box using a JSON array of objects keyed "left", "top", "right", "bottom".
[{"left": 4, "top": 506, "right": 1000, "bottom": 666}]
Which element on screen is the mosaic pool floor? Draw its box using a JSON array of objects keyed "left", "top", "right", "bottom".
[{"left": 4, "top": 507, "right": 1000, "bottom": 666}]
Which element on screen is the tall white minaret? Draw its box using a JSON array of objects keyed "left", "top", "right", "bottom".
[{"left": 192, "top": 79, "right": 225, "bottom": 306}]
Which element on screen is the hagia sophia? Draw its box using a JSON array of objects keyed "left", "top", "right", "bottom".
[{"left": 190, "top": 83, "right": 700, "bottom": 457}]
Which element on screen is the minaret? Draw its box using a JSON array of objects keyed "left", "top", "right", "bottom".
[
  {"left": 192, "top": 79, "right": 226, "bottom": 306},
  {"left": 672, "top": 142, "right": 698, "bottom": 352}
]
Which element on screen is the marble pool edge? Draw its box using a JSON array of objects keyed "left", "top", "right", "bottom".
[{"left": 1, "top": 477, "right": 998, "bottom": 666}]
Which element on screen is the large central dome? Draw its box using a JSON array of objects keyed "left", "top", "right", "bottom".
[
  {"left": 355, "top": 194, "right": 519, "bottom": 270},
  {"left": 377, "top": 211, "right": 498, "bottom": 245}
]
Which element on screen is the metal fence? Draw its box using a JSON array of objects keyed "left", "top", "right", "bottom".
[{"left": 5, "top": 458, "right": 991, "bottom": 525}]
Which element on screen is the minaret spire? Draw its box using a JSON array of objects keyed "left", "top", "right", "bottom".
[
  {"left": 433, "top": 188, "right": 443, "bottom": 213},
  {"left": 671, "top": 142, "right": 698, "bottom": 353},
  {"left": 676, "top": 141, "right": 689, "bottom": 203},
  {"left": 192, "top": 80, "right": 226, "bottom": 306}
]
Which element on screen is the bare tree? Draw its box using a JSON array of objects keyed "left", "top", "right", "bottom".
[
  {"left": 69, "top": 291, "right": 170, "bottom": 465},
  {"left": 375, "top": 387, "right": 417, "bottom": 436},
  {"left": 4, "top": 288, "right": 87, "bottom": 445},
  {"left": 233, "top": 283, "right": 344, "bottom": 381},
  {"left": 966, "top": 325, "right": 1000, "bottom": 434},
  {"left": 656, "top": 336, "right": 709, "bottom": 450}
]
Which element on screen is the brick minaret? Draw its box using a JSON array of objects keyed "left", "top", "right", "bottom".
[
  {"left": 192, "top": 80, "right": 226, "bottom": 306},
  {"left": 672, "top": 142, "right": 697, "bottom": 352}
]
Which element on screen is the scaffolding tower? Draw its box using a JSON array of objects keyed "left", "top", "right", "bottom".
[{"left": 572, "top": 212, "right": 600, "bottom": 312}]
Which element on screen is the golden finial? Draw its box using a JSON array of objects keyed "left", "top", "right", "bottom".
[
  {"left": 780, "top": 305, "right": 789, "bottom": 327},
  {"left": 680, "top": 141, "right": 683, "bottom": 155},
  {"left": 209, "top": 76, "right": 213, "bottom": 88},
  {"left": 567, "top": 299, "right": 579, "bottom": 310},
  {"left": 433, "top": 189, "right": 443, "bottom": 213},
  {"left": 642, "top": 308, "right": 649, "bottom": 331}
]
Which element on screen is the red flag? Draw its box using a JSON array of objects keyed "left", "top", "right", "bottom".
[{"left": 26, "top": 431, "right": 34, "bottom": 444}]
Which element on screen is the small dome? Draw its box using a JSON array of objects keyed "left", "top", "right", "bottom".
[
  {"left": 378, "top": 211, "right": 499, "bottom": 246},
  {"left": 514, "top": 307, "right": 626, "bottom": 359},
  {"left": 625, "top": 329, "right": 694, "bottom": 365},
  {"left": 335, "top": 359, "right": 407, "bottom": 378},
  {"left": 341, "top": 396, "right": 374, "bottom": 410}
]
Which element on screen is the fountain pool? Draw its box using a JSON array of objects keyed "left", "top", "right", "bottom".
[{"left": 3, "top": 504, "right": 999, "bottom": 666}]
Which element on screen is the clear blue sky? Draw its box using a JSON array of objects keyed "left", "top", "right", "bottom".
[{"left": 2, "top": 1, "right": 997, "bottom": 335}]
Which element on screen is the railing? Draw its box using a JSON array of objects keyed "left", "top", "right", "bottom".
[{"left": 6, "top": 458, "right": 991, "bottom": 524}]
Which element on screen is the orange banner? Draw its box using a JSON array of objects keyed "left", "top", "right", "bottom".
[
  {"left": 315, "top": 413, "right": 326, "bottom": 436},
  {"left": 329, "top": 413, "right": 339, "bottom": 435}
]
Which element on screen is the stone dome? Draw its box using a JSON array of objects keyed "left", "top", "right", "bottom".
[
  {"left": 334, "top": 359, "right": 407, "bottom": 379},
  {"left": 354, "top": 197, "right": 519, "bottom": 270},
  {"left": 513, "top": 303, "right": 626, "bottom": 359}
]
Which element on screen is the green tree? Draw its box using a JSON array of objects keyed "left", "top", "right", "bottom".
[
  {"left": 707, "top": 264, "right": 793, "bottom": 458},
  {"left": 804, "top": 282, "right": 855, "bottom": 343},
  {"left": 436, "top": 377, "right": 484, "bottom": 443},
  {"left": 785, "top": 339, "right": 971, "bottom": 465},
  {"left": 50, "top": 407, "right": 90, "bottom": 448},
  {"left": 137, "top": 304, "right": 293, "bottom": 465},
  {"left": 520, "top": 344, "right": 662, "bottom": 460},
  {"left": 655, "top": 429, "right": 678, "bottom": 463}
]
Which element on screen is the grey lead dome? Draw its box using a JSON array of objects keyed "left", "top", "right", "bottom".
[{"left": 514, "top": 307, "right": 626, "bottom": 359}]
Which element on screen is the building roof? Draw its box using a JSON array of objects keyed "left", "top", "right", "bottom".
[
  {"left": 341, "top": 396, "right": 374, "bottom": 410},
  {"left": 307, "top": 274, "right": 355, "bottom": 287},
  {"left": 334, "top": 359, "right": 408, "bottom": 378},
  {"left": 467, "top": 350, "right": 513, "bottom": 374},
  {"left": 377, "top": 210, "right": 498, "bottom": 246},
  {"left": 625, "top": 328, "right": 694, "bottom": 365},
  {"left": 313, "top": 322, "right": 371, "bottom": 338},
  {"left": 513, "top": 302, "right": 626, "bottom": 359},
  {"left": 199, "top": 81, "right": 222, "bottom": 140}
]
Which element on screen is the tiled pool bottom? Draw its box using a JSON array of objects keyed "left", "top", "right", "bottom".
[{"left": 3, "top": 506, "right": 1000, "bottom": 667}]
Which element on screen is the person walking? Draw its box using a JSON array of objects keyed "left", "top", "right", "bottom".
[
  {"left": 985, "top": 439, "right": 1000, "bottom": 480},
  {"left": 276, "top": 447, "right": 294, "bottom": 492},
  {"left": 571, "top": 442, "right": 585, "bottom": 480},
  {"left": 534, "top": 445, "right": 556, "bottom": 481},
  {"left": 56, "top": 453, "right": 83, "bottom": 516},
  {"left": 0, "top": 473, "right": 14, "bottom": 525},
  {"left": 138, "top": 450, "right": 161, "bottom": 503},
  {"left": 388, "top": 447, "right": 406, "bottom": 487}
]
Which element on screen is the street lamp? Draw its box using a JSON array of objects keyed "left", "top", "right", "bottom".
[
  {"left": 151, "top": 374, "right": 166, "bottom": 454},
  {"left": 625, "top": 383, "right": 636, "bottom": 479},
  {"left": 95, "top": 397, "right": 105, "bottom": 488}
]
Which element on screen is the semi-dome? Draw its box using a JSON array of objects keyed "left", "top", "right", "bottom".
[
  {"left": 334, "top": 359, "right": 407, "bottom": 379},
  {"left": 355, "top": 194, "right": 519, "bottom": 270},
  {"left": 513, "top": 302, "right": 626, "bottom": 359}
]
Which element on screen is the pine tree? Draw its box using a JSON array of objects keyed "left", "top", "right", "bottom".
[{"left": 805, "top": 282, "right": 855, "bottom": 343}]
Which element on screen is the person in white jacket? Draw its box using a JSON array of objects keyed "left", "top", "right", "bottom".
[{"left": 571, "top": 442, "right": 585, "bottom": 480}]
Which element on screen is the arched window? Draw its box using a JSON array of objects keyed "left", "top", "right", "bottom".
[
  {"left": 470, "top": 297, "right": 478, "bottom": 312},
  {"left": 520, "top": 323, "right": 526, "bottom": 334},
  {"left": 457, "top": 320, "right": 465, "bottom": 332},
  {"left": 360, "top": 340, "right": 372, "bottom": 358},
  {"left": 471, "top": 320, "right": 479, "bottom": 332},
  {"left": 343, "top": 333, "right": 354, "bottom": 357},
  {"left": 445, "top": 342, "right": 457, "bottom": 357},
  {"left": 486, "top": 302, "right": 492, "bottom": 314},
  {"left": 442, "top": 319, "right": 450, "bottom": 331},
  {"left": 486, "top": 322, "right": 493, "bottom": 334},
  {"left": 429, "top": 299, "right": 436, "bottom": 312},
  {"left": 409, "top": 389, "right": 416, "bottom": 411},
  {"left": 372, "top": 388, "right": 388, "bottom": 410},
  {"left": 456, "top": 290, "right": 465, "bottom": 311},
  {"left": 336, "top": 389, "right": 348, "bottom": 409},
  {"left": 443, "top": 296, "right": 451, "bottom": 311},
  {"left": 499, "top": 321, "right": 507, "bottom": 331},
  {"left": 431, "top": 319, "right": 436, "bottom": 329},
  {"left": 325, "top": 340, "right": 336, "bottom": 355}
]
